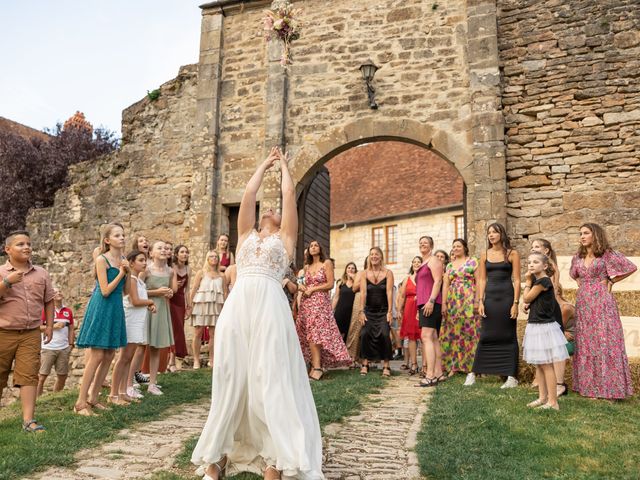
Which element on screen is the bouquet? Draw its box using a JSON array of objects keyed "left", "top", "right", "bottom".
[{"left": 262, "top": 0, "right": 302, "bottom": 67}]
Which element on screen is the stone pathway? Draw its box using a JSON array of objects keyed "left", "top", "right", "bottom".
[
  {"left": 30, "top": 370, "right": 431, "bottom": 480},
  {"left": 322, "top": 372, "right": 432, "bottom": 480},
  {"left": 32, "top": 401, "right": 211, "bottom": 480}
]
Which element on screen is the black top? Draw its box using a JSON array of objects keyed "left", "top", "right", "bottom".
[
  {"left": 528, "top": 277, "right": 555, "bottom": 324},
  {"left": 365, "top": 278, "right": 388, "bottom": 314}
]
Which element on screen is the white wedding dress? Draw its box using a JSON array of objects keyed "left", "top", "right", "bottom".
[{"left": 192, "top": 230, "right": 325, "bottom": 479}]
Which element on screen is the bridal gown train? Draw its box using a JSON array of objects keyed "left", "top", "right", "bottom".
[{"left": 191, "top": 230, "right": 325, "bottom": 479}]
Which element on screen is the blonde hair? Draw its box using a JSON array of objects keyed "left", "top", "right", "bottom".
[
  {"left": 99, "top": 223, "right": 124, "bottom": 254},
  {"left": 368, "top": 246, "right": 385, "bottom": 269},
  {"left": 203, "top": 250, "right": 221, "bottom": 275}
]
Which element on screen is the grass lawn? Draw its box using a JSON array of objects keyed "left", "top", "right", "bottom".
[
  {"left": 417, "top": 375, "right": 640, "bottom": 480},
  {"left": 0, "top": 369, "right": 212, "bottom": 480},
  {"left": 154, "top": 368, "right": 387, "bottom": 480}
]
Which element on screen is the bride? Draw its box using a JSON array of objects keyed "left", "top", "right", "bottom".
[{"left": 192, "top": 147, "right": 325, "bottom": 480}]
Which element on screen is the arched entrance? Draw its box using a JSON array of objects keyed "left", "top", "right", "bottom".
[
  {"left": 295, "top": 140, "right": 466, "bottom": 276},
  {"left": 289, "top": 118, "right": 506, "bottom": 258}
]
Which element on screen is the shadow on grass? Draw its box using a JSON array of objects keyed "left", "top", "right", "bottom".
[
  {"left": 0, "top": 369, "right": 212, "bottom": 480},
  {"left": 417, "top": 375, "right": 640, "bottom": 480},
  {"left": 160, "top": 369, "right": 387, "bottom": 480}
]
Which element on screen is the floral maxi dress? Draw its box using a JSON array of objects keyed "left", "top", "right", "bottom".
[
  {"left": 296, "top": 266, "right": 352, "bottom": 368},
  {"left": 570, "top": 250, "right": 637, "bottom": 399},
  {"left": 439, "top": 257, "right": 480, "bottom": 374}
]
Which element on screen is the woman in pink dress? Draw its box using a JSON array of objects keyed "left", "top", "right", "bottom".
[
  {"left": 570, "top": 223, "right": 637, "bottom": 399},
  {"left": 296, "top": 240, "right": 351, "bottom": 381},
  {"left": 398, "top": 256, "right": 422, "bottom": 375}
]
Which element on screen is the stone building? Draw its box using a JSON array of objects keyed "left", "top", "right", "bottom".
[
  {"left": 326, "top": 141, "right": 463, "bottom": 282},
  {"left": 22, "top": 0, "right": 639, "bottom": 354}
]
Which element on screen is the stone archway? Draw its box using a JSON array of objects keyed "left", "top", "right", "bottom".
[{"left": 290, "top": 117, "right": 505, "bottom": 253}]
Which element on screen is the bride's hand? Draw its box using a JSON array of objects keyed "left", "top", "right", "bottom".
[
  {"left": 262, "top": 146, "right": 279, "bottom": 170},
  {"left": 278, "top": 149, "right": 290, "bottom": 169}
]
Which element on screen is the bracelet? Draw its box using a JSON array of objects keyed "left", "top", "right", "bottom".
[
  {"left": 513, "top": 300, "right": 519, "bottom": 304},
  {"left": 2, "top": 277, "right": 12, "bottom": 289},
  {"left": 428, "top": 298, "right": 435, "bottom": 304}
]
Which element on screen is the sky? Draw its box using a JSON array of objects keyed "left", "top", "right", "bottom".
[{"left": 0, "top": 1, "right": 205, "bottom": 135}]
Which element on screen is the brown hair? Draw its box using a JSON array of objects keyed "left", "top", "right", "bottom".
[
  {"left": 173, "top": 244, "right": 189, "bottom": 266},
  {"left": 452, "top": 238, "right": 469, "bottom": 257},
  {"left": 305, "top": 240, "right": 326, "bottom": 265},
  {"left": 215, "top": 234, "right": 230, "bottom": 254},
  {"left": 487, "top": 222, "right": 512, "bottom": 260},
  {"left": 419, "top": 235, "right": 434, "bottom": 248},
  {"left": 341, "top": 262, "right": 358, "bottom": 284},
  {"left": 408, "top": 256, "right": 423, "bottom": 275},
  {"left": 131, "top": 234, "right": 148, "bottom": 254},
  {"left": 577, "top": 223, "right": 611, "bottom": 258},
  {"left": 532, "top": 238, "right": 557, "bottom": 264},
  {"left": 528, "top": 252, "right": 556, "bottom": 278}
]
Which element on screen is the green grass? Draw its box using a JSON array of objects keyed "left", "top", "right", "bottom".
[
  {"left": 159, "top": 369, "right": 387, "bottom": 480},
  {"left": 0, "top": 369, "right": 212, "bottom": 480},
  {"left": 417, "top": 375, "right": 640, "bottom": 480}
]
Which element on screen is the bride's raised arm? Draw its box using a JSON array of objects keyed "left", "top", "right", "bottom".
[
  {"left": 237, "top": 147, "right": 280, "bottom": 243},
  {"left": 279, "top": 150, "right": 297, "bottom": 259}
]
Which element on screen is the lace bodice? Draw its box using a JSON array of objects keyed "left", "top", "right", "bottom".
[{"left": 236, "top": 230, "right": 289, "bottom": 283}]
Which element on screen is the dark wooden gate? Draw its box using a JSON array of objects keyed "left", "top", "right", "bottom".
[{"left": 296, "top": 167, "right": 331, "bottom": 267}]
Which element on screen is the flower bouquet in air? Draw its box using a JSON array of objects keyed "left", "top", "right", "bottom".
[{"left": 262, "top": 0, "right": 302, "bottom": 67}]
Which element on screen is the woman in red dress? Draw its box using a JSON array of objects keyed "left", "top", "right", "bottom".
[
  {"left": 296, "top": 240, "right": 351, "bottom": 380},
  {"left": 168, "top": 245, "right": 191, "bottom": 371},
  {"left": 215, "top": 234, "right": 235, "bottom": 273},
  {"left": 398, "top": 256, "right": 422, "bottom": 375}
]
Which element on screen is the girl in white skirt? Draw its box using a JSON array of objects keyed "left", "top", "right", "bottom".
[
  {"left": 190, "top": 250, "right": 228, "bottom": 369},
  {"left": 111, "top": 250, "right": 156, "bottom": 402},
  {"left": 522, "top": 253, "right": 569, "bottom": 410}
]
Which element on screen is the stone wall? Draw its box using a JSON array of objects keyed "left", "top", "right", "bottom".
[
  {"left": 25, "top": 63, "right": 214, "bottom": 316},
  {"left": 207, "top": 0, "right": 507, "bottom": 250},
  {"left": 498, "top": 0, "right": 640, "bottom": 255}
]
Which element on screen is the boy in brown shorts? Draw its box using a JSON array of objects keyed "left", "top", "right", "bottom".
[{"left": 0, "top": 230, "right": 55, "bottom": 432}]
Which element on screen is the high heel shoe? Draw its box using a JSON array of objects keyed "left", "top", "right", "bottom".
[
  {"left": 203, "top": 456, "right": 227, "bottom": 479},
  {"left": 73, "top": 404, "right": 96, "bottom": 416}
]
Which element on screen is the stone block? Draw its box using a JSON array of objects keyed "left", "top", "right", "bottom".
[
  {"left": 614, "top": 31, "right": 640, "bottom": 49},
  {"left": 603, "top": 110, "right": 640, "bottom": 125},
  {"left": 509, "top": 175, "right": 552, "bottom": 188}
]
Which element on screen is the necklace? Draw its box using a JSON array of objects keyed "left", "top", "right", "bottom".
[{"left": 371, "top": 267, "right": 384, "bottom": 284}]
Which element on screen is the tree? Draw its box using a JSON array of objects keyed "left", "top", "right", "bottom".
[{"left": 0, "top": 115, "right": 119, "bottom": 243}]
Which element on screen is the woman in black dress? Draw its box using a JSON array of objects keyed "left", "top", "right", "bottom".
[
  {"left": 469, "top": 223, "right": 521, "bottom": 388},
  {"left": 332, "top": 262, "right": 358, "bottom": 342},
  {"left": 359, "top": 247, "right": 394, "bottom": 377}
]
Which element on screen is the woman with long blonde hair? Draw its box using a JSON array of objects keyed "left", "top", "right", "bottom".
[{"left": 190, "top": 250, "right": 228, "bottom": 369}]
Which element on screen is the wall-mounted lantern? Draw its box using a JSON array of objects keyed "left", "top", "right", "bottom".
[{"left": 359, "top": 59, "right": 380, "bottom": 109}]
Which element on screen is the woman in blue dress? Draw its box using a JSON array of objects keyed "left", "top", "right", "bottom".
[{"left": 74, "top": 223, "right": 129, "bottom": 415}]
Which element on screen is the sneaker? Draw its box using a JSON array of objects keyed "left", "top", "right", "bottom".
[
  {"left": 500, "top": 376, "right": 519, "bottom": 389},
  {"left": 463, "top": 373, "right": 476, "bottom": 386},
  {"left": 147, "top": 384, "right": 163, "bottom": 396},
  {"left": 134, "top": 372, "right": 150, "bottom": 384},
  {"left": 126, "top": 387, "right": 143, "bottom": 399}
]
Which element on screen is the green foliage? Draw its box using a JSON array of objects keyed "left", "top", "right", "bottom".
[
  {"left": 417, "top": 375, "right": 640, "bottom": 480},
  {"left": 147, "top": 89, "right": 161, "bottom": 101}
]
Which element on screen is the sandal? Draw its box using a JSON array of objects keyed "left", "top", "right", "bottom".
[
  {"left": 557, "top": 383, "right": 568, "bottom": 397},
  {"left": 87, "top": 400, "right": 109, "bottom": 411},
  {"left": 73, "top": 404, "right": 96, "bottom": 416},
  {"left": 436, "top": 373, "right": 448, "bottom": 383},
  {"left": 415, "top": 377, "right": 437, "bottom": 388},
  {"left": 399, "top": 363, "right": 409, "bottom": 370},
  {"left": 408, "top": 363, "right": 418, "bottom": 376},
  {"left": 107, "top": 395, "right": 130, "bottom": 406},
  {"left": 360, "top": 365, "right": 369, "bottom": 376},
  {"left": 168, "top": 364, "right": 178, "bottom": 373},
  {"left": 309, "top": 368, "right": 324, "bottom": 381},
  {"left": 204, "top": 455, "right": 227, "bottom": 479},
  {"left": 527, "top": 398, "right": 547, "bottom": 408},
  {"left": 382, "top": 367, "right": 392, "bottom": 377},
  {"left": 22, "top": 419, "right": 46, "bottom": 433}
]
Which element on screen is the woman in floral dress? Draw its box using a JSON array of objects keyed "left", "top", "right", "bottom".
[
  {"left": 570, "top": 223, "right": 637, "bottom": 399},
  {"left": 296, "top": 240, "right": 351, "bottom": 380},
  {"left": 440, "top": 239, "right": 480, "bottom": 384}
]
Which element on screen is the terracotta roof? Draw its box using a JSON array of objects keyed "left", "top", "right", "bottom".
[
  {"left": 0, "top": 116, "right": 49, "bottom": 141},
  {"left": 325, "top": 141, "right": 463, "bottom": 225}
]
